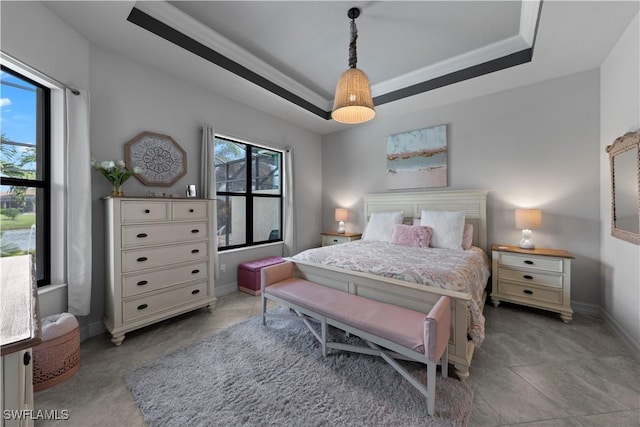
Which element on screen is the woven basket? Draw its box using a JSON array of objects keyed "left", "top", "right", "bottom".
[{"left": 32, "top": 326, "right": 80, "bottom": 392}]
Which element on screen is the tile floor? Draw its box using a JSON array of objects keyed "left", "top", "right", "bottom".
[{"left": 33, "top": 293, "right": 640, "bottom": 426}]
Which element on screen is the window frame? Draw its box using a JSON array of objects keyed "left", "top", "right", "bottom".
[
  {"left": 0, "top": 65, "right": 51, "bottom": 287},
  {"left": 215, "top": 134, "right": 283, "bottom": 251}
]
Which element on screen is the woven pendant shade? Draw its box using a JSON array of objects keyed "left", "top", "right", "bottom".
[
  {"left": 331, "top": 68, "right": 376, "bottom": 124},
  {"left": 331, "top": 7, "right": 375, "bottom": 125}
]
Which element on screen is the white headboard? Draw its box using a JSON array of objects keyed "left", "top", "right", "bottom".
[{"left": 363, "top": 189, "right": 489, "bottom": 251}]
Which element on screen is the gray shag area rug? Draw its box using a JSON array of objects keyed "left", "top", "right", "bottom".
[{"left": 125, "top": 309, "right": 473, "bottom": 426}]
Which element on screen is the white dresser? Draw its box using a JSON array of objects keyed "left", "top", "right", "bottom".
[
  {"left": 104, "top": 197, "right": 216, "bottom": 346},
  {"left": 490, "top": 244, "right": 573, "bottom": 323}
]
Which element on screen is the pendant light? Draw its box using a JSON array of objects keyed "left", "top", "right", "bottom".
[{"left": 331, "top": 7, "right": 376, "bottom": 124}]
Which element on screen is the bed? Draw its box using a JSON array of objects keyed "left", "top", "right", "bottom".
[{"left": 288, "top": 189, "right": 490, "bottom": 380}]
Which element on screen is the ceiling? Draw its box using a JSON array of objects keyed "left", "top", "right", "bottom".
[{"left": 44, "top": 1, "right": 639, "bottom": 135}]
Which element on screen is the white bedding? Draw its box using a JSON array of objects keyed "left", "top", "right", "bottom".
[{"left": 290, "top": 240, "right": 491, "bottom": 346}]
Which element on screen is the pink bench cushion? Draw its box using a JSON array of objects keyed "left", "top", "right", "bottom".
[
  {"left": 239, "top": 256, "right": 285, "bottom": 272},
  {"left": 424, "top": 295, "right": 450, "bottom": 362},
  {"left": 265, "top": 278, "right": 428, "bottom": 354}
]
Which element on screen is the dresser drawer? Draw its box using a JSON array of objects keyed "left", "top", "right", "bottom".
[
  {"left": 498, "top": 267, "right": 563, "bottom": 289},
  {"left": 497, "top": 253, "right": 563, "bottom": 273},
  {"left": 122, "top": 222, "right": 209, "bottom": 247},
  {"left": 122, "top": 262, "right": 208, "bottom": 297},
  {"left": 172, "top": 201, "right": 209, "bottom": 220},
  {"left": 121, "top": 201, "right": 170, "bottom": 223},
  {"left": 497, "top": 281, "right": 562, "bottom": 305},
  {"left": 122, "top": 241, "right": 208, "bottom": 273},
  {"left": 123, "top": 282, "right": 208, "bottom": 322}
]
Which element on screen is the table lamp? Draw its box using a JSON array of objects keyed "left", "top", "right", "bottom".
[
  {"left": 335, "top": 208, "right": 348, "bottom": 234},
  {"left": 515, "top": 209, "right": 541, "bottom": 249}
]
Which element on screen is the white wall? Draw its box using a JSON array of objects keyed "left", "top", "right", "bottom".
[
  {"left": 1, "top": 1, "right": 90, "bottom": 320},
  {"left": 88, "top": 44, "right": 323, "bottom": 325},
  {"left": 1, "top": 1, "right": 323, "bottom": 338},
  {"left": 600, "top": 12, "right": 640, "bottom": 355},
  {"left": 322, "top": 70, "right": 601, "bottom": 310}
]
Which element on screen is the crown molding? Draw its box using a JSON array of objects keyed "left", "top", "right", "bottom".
[
  {"left": 134, "top": 1, "right": 332, "bottom": 110},
  {"left": 129, "top": 1, "right": 542, "bottom": 121}
]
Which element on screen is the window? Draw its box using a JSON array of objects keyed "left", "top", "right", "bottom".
[
  {"left": 215, "top": 135, "right": 282, "bottom": 250},
  {"left": 0, "top": 66, "right": 50, "bottom": 286}
]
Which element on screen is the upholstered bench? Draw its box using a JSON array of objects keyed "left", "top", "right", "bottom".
[
  {"left": 238, "top": 256, "right": 285, "bottom": 295},
  {"left": 260, "top": 261, "right": 450, "bottom": 416}
]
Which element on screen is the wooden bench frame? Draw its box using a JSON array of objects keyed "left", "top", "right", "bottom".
[{"left": 261, "top": 262, "right": 450, "bottom": 415}]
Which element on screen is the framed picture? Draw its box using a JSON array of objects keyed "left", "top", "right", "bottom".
[
  {"left": 125, "top": 131, "right": 187, "bottom": 187},
  {"left": 387, "top": 124, "right": 447, "bottom": 189}
]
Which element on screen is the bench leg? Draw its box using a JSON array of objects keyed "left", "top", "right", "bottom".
[
  {"left": 427, "top": 361, "right": 436, "bottom": 416},
  {"left": 441, "top": 347, "right": 448, "bottom": 379},
  {"left": 321, "top": 318, "right": 328, "bottom": 357},
  {"left": 261, "top": 294, "right": 267, "bottom": 325}
]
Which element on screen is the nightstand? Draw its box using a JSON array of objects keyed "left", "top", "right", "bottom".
[
  {"left": 491, "top": 244, "right": 574, "bottom": 323},
  {"left": 321, "top": 232, "right": 362, "bottom": 246}
]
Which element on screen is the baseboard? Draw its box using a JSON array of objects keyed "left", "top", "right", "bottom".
[
  {"left": 571, "top": 300, "right": 600, "bottom": 317},
  {"left": 601, "top": 308, "right": 640, "bottom": 362},
  {"left": 79, "top": 320, "right": 106, "bottom": 342},
  {"left": 215, "top": 281, "right": 238, "bottom": 297}
]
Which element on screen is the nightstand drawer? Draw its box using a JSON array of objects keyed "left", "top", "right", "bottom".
[
  {"left": 497, "top": 253, "right": 563, "bottom": 273},
  {"left": 498, "top": 267, "right": 563, "bottom": 289},
  {"left": 323, "top": 235, "right": 351, "bottom": 246},
  {"left": 497, "top": 281, "right": 562, "bottom": 305}
]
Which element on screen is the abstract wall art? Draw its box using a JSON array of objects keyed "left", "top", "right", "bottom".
[{"left": 387, "top": 124, "right": 448, "bottom": 189}]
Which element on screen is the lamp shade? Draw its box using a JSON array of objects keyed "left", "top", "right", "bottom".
[
  {"left": 331, "top": 68, "right": 376, "bottom": 124},
  {"left": 515, "top": 209, "right": 542, "bottom": 229},
  {"left": 335, "top": 208, "right": 349, "bottom": 222}
]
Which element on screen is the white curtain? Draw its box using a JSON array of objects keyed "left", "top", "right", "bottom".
[
  {"left": 283, "top": 148, "right": 296, "bottom": 256},
  {"left": 66, "top": 88, "right": 92, "bottom": 316},
  {"left": 201, "top": 126, "right": 219, "bottom": 279}
]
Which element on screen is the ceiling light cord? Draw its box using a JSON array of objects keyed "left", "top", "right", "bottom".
[{"left": 349, "top": 19, "right": 358, "bottom": 69}]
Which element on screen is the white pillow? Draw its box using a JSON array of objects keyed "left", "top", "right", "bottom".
[
  {"left": 414, "top": 218, "right": 474, "bottom": 250},
  {"left": 420, "top": 210, "right": 466, "bottom": 250},
  {"left": 362, "top": 211, "right": 404, "bottom": 242}
]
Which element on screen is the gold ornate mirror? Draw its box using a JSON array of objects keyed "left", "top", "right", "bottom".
[{"left": 606, "top": 130, "right": 640, "bottom": 245}]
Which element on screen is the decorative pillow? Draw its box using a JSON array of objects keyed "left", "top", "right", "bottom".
[
  {"left": 391, "top": 224, "right": 432, "bottom": 247},
  {"left": 362, "top": 211, "right": 404, "bottom": 242},
  {"left": 462, "top": 223, "right": 474, "bottom": 250},
  {"left": 414, "top": 217, "right": 474, "bottom": 249},
  {"left": 420, "top": 210, "right": 466, "bottom": 250}
]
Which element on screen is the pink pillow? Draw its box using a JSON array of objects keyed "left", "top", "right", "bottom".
[
  {"left": 391, "top": 224, "right": 432, "bottom": 248},
  {"left": 462, "top": 223, "right": 474, "bottom": 250}
]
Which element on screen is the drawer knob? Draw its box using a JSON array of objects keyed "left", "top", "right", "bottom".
[
  {"left": 524, "top": 260, "right": 534, "bottom": 265},
  {"left": 189, "top": 209, "right": 194, "bottom": 213},
  {"left": 523, "top": 275, "right": 534, "bottom": 280},
  {"left": 333, "top": 239, "right": 338, "bottom": 243},
  {"left": 191, "top": 289, "right": 200, "bottom": 295},
  {"left": 523, "top": 289, "right": 533, "bottom": 295},
  {"left": 191, "top": 249, "right": 200, "bottom": 254},
  {"left": 191, "top": 229, "right": 200, "bottom": 234},
  {"left": 137, "top": 233, "right": 148, "bottom": 238},
  {"left": 137, "top": 280, "right": 148, "bottom": 286},
  {"left": 137, "top": 304, "right": 148, "bottom": 310},
  {"left": 144, "top": 209, "right": 150, "bottom": 214},
  {"left": 137, "top": 257, "right": 148, "bottom": 262},
  {"left": 192, "top": 269, "right": 200, "bottom": 274}
]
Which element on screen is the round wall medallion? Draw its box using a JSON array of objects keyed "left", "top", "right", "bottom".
[{"left": 125, "top": 131, "right": 187, "bottom": 187}]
